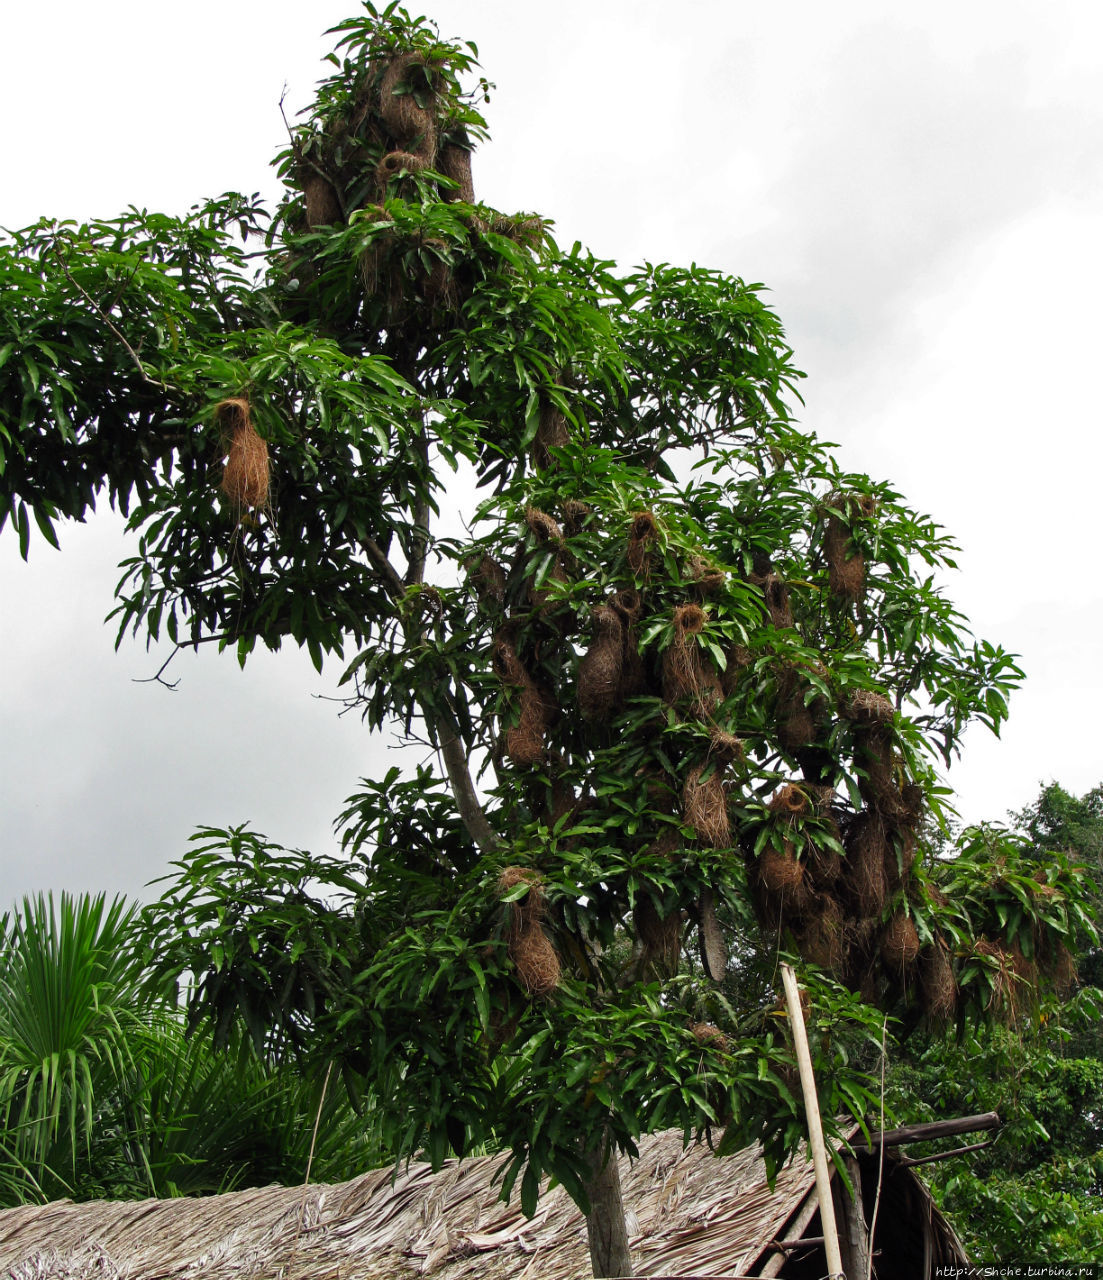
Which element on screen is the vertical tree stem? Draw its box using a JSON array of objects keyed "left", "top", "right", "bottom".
[{"left": 584, "top": 1131, "right": 633, "bottom": 1278}]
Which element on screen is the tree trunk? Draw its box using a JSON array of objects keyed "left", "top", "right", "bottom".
[{"left": 584, "top": 1133, "right": 633, "bottom": 1278}]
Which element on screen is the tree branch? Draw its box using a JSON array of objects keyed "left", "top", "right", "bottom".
[
  {"left": 361, "top": 536, "right": 406, "bottom": 601},
  {"left": 52, "top": 245, "right": 175, "bottom": 395}
]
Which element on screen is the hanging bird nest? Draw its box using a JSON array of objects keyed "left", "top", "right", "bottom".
[
  {"left": 824, "top": 514, "right": 866, "bottom": 601},
  {"left": 881, "top": 911, "right": 920, "bottom": 974},
  {"left": 884, "top": 823, "right": 919, "bottom": 894},
  {"left": 578, "top": 602, "right": 625, "bottom": 722},
  {"left": 682, "top": 763, "right": 730, "bottom": 847},
  {"left": 769, "top": 784, "right": 810, "bottom": 819},
  {"left": 843, "top": 811, "right": 889, "bottom": 917},
  {"left": 489, "top": 213, "right": 549, "bottom": 248},
  {"left": 627, "top": 510, "right": 660, "bottom": 577},
  {"left": 560, "top": 499, "right": 590, "bottom": 535},
  {"left": 302, "top": 171, "right": 343, "bottom": 228},
  {"left": 437, "top": 135, "right": 475, "bottom": 202},
  {"left": 662, "top": 604, "right": 721, "bottom": 717},
  {"left": 468, "top": 554, "right": 506, "bottom": 605},
  {"left": 751, "top": 571, "right": 794, "bottom": 628},
  {"left": 796, "top": 894, "right": 845, "bottom": 970},
  {"left": 686, "top": 554, "right": 726, "bottom": 596},
  {"left": 524, "top": 506, "right": 563, "bottom": 545},
  {"left": 644, "top": 826, "right": 682, "bottom": 861},
  {"left": 492, "top": 636, "right": 555, "bottom": 766},
  {"left": 375, "top": 150, "right": 431, "bottom": 192},
  {"left": 509, "top": 925, "right": 561, "bottom": 997},
  {"left": 721, "top": 645, "right": 753, "bottom": 696},
  {"left": 609, "top": 589, "right": 646, "bottom": 697},
  {"left": 636, "top": 896, "right": 682, "bottom": 973},
  {"left": 759, "top": 845, "right": 805, "bottom": 896},
  {"left": 806, "top": 831, "right": 843, "bottom": 888},
  {"left": 843, "top": 689, "right": 895, "bottom": 724},
  {"left": 708, "top": 728, "right": 743, "bottom": 765},
  {"left": 919, "top": 938, "right": 958, "bottom": 1020},
  {"left": 217, "top": 397, "right": 270, "bottom": 513},
  {"left": 532, "top": 403, "right": 570, "bottom": 469},
  {"left": 379, "top": 53, "right": 439, "bottom": 153},
  {"left": 689, "top": 1022, "right": 729, "bottom": 1051},
  {"left": 1051, "top": 942, "right": 1078, "bottom": 995},
  {"left": 497, "top": 866, "right": 546, "bottom": 932},
  {"left": 776, "top": 669, "right": 819, "bottom": 753},
  {"left": 854, "top": 724, "right": 902, "bottom": 816},
  {"left": 697, "top": 889, "right": 727, "bottom": 980}
]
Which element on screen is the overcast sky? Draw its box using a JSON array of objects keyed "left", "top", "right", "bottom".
[{"left": 1, "top": 0, "right": 1100, "bottom": 906}]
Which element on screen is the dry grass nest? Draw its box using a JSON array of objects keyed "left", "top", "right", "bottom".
[
  {"left": 509, "top": 925, "right": 560, "bottom": 997},
  {"left": 689, "top": 1022, "right": 729, "bottom": 1051},
  {"left": 769, "top": 783, "right": 810, "bottom": 818},
  {"left": 843, "top": 689, "right": 895, "bottom": 724},
  {"left": 880, "top": 911, "right": 920, "bottom": 973},
  {"left": 682, "top": 763, "right": 730, "bottom": 848},
  {"left": 379, "top": 53, "right": 439, "bottom": 152},
  {"left": 627, "top": 510, "right": 660, "bottom": 576},
  {"left": 577, "top": 602, "right": 624, "bottom": 722},
  {"left": 217, "top": 397, "right": 269, "bottom": 513}
]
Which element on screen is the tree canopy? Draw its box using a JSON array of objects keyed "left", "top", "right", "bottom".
[{"left": 0, "top": 5, "right": 1095, "bottom": 1274}]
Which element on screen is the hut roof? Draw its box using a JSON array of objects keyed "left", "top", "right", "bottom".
[{"left": 0, "top": 1128, "right": 966, "bottom": 1279}]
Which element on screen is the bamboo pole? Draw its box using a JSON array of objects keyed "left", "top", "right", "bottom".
[{"left": 780, "top": 962, "right": 845, "bottom": 1280}]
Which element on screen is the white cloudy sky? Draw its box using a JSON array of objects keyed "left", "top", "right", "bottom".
[{"left": 1, "top": 0, "right": 1100, "bottom": 906}]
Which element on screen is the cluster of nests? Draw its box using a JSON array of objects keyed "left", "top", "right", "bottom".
[
  {"left": 480, "top": 494, "right": 1042, "bottom": 1031},
  {"left": 286, "top": 49, "right": 545, "bottom": 316}
]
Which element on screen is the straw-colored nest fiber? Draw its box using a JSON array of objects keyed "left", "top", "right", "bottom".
[
  {"left": 217, "top": 397, "right": 269, "bottom": 512},
  {"left": 682, "top": 763, "right": 730, "bottom": 847},
  {"left": 578, "top": 603, "right": 624, "bottom": 722}
]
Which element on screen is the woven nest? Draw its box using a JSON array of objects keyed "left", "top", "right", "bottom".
[
  {"left": 662, "top": 605, "right": 721, "bottom": 717},
  {"left": 843, "top": 811, "right": 889, "bottom": 918},
  {"left": 796, "top": 894, "right": 845, "bottom": 970},
  {"left": 469, "top": 554, "right": 506, "bottom": 605},
  {"left": 686, "top": 554, "right": 726, "bottom": 596},
  {"left": 759, "top": 845, "right": 805, "bottom": 895},
  {"left": 488, "top": 213, "right": 549, "bottom": 248},
  {"left": 302, "top": 172, "right": 342, "bottom": 228},
  {"left": 578, "top": 603, "right": 624, "bottom": 722},
  {"left": 689, "top": 1022, "right": 729, "bottom": 1051},
  {"left": 708, "top": 728, "right": 743, "bottom": 765},
  {"left": 217, "top": 397, "right": 269, "bottom": 512},
  {"left": 560, "top": 499, "right": 590, "bottom": 535},
  {"left": 635, "top": 897, "right": 682, "bottom": 973},
  {"left": 497, "top": 866, "right": 546, "bottom": 932},
  {"left": 627, "top": 510, "right": 659, "bottom": 577},
  {"left": 1051, "top": 942, "right": 1078, "bottom": 995},
  {"left": 532, "top": 403, "right": 570, "bottom": 469},
  {"left": 682, "top": 763, "right": 730, "bottom": 848},
  {"left": 919, "top": 938, "right": 958, "bottom": 1020},
  {"left": 524, "top": 506, "right": 563, "bottom": 544},
  {"left": 824, "top": 514, "right": 866, "bottom": 600},
  {"left": 854, "top": 724, "right": 903, "bottom": 817},
  {"left": 769, "top": 784, "right": 810, "bottom": 818},
  {"left": 437, "top": 137, "right": 475, "bottom": 202},
  {"left": 843, "top": 689, "right": 894, "bottom": 725},
  {"left": 721, "top": 645, "right": 753, "bottom": 696},
  {"left": 884, "top": 824, "right": 919, "bottom": 894},
  {"left": 509, "top": 925, "right": 560, "bottom": 997},
  {"left": 881, "top": 911, "right": 920, "bottom": 974},
  {"left": 751, "top": 572, "right": 793, "bottom": 628},
  {"left": 375, "top": 150, "right": 431, "bottom": 192},
  {"left": 644, "top": 826, "right": 682, "bottom": 861},
  {"left": 807, "top": 832, "right": 843, "bottom": 888},
  {"left": 379, "top": 54, "right": 439, "bottom": 152},
  {"left": 492, "top": 636, "right": 555, "bottom": 766},
  {"left": 776, "top": 666, "right": 825, "bottom": 753}
]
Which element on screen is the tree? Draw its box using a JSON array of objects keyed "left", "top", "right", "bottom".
[
  {"left": 0, "top": 6, "right": 1092, "bottom": 1274},
  {"left": 888, "top": 781, "right": 1103, "bottom": 1262}
]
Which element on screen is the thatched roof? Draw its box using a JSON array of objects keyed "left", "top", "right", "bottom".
[{"left": 0, "top": 1129, "right": 965, "bottom": 1279}]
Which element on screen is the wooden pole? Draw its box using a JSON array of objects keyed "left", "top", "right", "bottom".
[{"left": 780, "top": 962, "right": 845, "bottom": 1280}]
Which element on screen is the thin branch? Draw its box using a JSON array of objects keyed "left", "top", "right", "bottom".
[
  {"left": 52, "top": 245, "right": 175, "bottom": 394},
  {"left": 132, "top": 635, "right": 234, "bottom": 691},
  {"left": 864, "top": 1016, "right": 888, "bottom": 1280},
  {"left": 361, "top": 536, "right": 406, "bottom": 601},
  {"left": 434, "top": 708, "right": 499, "bottom": 855}
]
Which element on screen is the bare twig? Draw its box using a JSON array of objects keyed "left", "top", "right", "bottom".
[
  {"left": 52, "top": 244, "right": 175, "bottom": 394},
  {"left": 295, "top": 1059, "right": 334, "bottom": 1243}
]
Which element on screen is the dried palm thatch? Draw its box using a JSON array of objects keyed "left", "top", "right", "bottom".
[
  {"left": 1, "top": 1126, "right": 970, "bottom": 1280},
  {"left": 216, "top": 397, "right": 269, "bottom": 513},
  {"left": 379, "top": 53, "right": 439, "bottom": 152},
  {"left": 682, "top": 763, "right": 730, "bottom": 847},
  {"left": 662, "top": 604, "right": 722, "bottom": 717},
  {"left": 626, "top": 509, "right": 659, "bottom": 577},
  {"left": 578, "top": 602, "right": 624, "bottom": 722}
]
